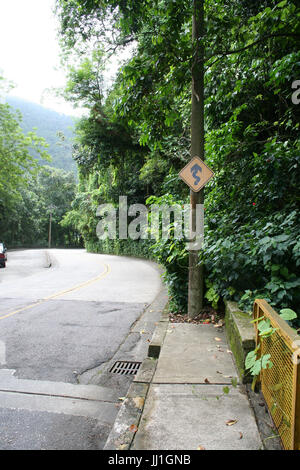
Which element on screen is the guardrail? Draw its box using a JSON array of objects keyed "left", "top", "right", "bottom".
[{"left": 253, "top": 299, "right": 300, "bottom": 450}]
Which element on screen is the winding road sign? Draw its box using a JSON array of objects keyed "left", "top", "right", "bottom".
[{"left": 179, "top": 156, "right": 214, "bottom": 192}]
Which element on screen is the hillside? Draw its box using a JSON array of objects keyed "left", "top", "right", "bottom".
[{"left": 6, "top": 96, "right": 78, "bottom": 174}]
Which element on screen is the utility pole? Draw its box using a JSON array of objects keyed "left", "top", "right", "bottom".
[
  {"left": 188, "top": 0, "right": 205, "bottom": 318},
  {"left": 48, "top": 210, "right": 52, "bottom": 249}
]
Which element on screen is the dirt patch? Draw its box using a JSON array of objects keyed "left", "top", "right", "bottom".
[{"left": 169, "top": 306, "right": 224, "bottom": 326}]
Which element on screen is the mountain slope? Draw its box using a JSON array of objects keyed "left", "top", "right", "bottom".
[{"left": 6, "top": 96, "right": 78, "bottom": 174}]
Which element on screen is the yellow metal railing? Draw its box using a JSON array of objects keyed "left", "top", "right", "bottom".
[{"left": 253, "top": 299, "right": 300, "bottom": 450}]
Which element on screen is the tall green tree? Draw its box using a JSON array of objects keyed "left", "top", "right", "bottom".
[
  {"left": 0, "top": 75, "right": 78, "bottom": 247},
  {"left": 2, "top": 166, "right": 78, "bottom": 247},
  {"left": 0, "top": 76, "right": 50, "bottom": 237},
  {"left": 55, "top": 0, "right": 300, "bottom": 314}
]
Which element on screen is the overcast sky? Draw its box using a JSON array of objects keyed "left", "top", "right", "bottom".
[{"left": 0, "top": 0, "right": 83, "bottom": 116}]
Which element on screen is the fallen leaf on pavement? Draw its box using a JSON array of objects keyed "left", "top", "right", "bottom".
[
  {"left": 129, "top": 424, "right": 138, "bottom": 433},
  {"left": 118, "top": 444, "right": 128, "bottom": 450},
  {"left": 214, "top": 320, "right": 224, "bottom": 327},
  {"left": 133, "top": 397, "right": 145, "bottom": 409},
  {"left": 204, "top": 378, "right": 210, "bottom": 384},
  {"left": 197, "top": 445, "right": 206, "bottom": 450},
  {"left": 239, "top": 432, "right": 243, "bottom": 439},
  {"left": 226, "top": 419, "right": 238, "bottom": 426}
]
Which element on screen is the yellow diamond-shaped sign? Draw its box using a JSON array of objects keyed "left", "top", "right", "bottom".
[{"left": 179, "top": 156, "right": 214, "bottom": 192}]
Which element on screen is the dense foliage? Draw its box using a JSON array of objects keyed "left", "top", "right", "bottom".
[
  {"left": 0, "top": 77, "right": 79, "bottom": 247},
  {"left": 55, "top": 0, "right": 300, "bottom": 316},
  {"left": 4, "top": 166, "right": 79, "bottom": 247}
]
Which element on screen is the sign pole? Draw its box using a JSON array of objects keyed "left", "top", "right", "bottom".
[
  {"left": 48, "top": 211, "right": 52, "bottom": 249},
  {"left": 188, "top": 0, "right": 204, "bottom": 318}
]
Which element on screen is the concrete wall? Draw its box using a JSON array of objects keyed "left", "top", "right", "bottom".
[{"left": 224, "top": 300, "right": 256, "bottom": 383}]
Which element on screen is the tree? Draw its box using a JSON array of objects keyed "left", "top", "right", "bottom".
[
  {"left": 1, "top": 166, "right": 78, "bottom": 247},
  {"left": 0, "top": 105, "right": 49, "bottom": 211},
  {"left": 0, "top": 75, "right": 50, "bottom": 237},
  {"left": 55, "top": 0, "right": 300, "bottom": 314},
  {"left": 0, "top": 76, "right": 77, "bottom": 247}
]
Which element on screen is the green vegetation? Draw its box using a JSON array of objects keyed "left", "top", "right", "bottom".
[
  {"left": 246, "top": 307, "right": 297, "bottom": 387},
  {"left": 54, "top": 0, "right": 299, "bottom": 319},
  {"left": 6, "top": 96, "right": 77, "bottom": 174},
  {"left": 2, "top": 165, "right": 79, "bottom": 248},
  {"left": 0, "top": 77, "right": 79, "bottom": 247},
  {"left": 3, "top": 1, "right": 297, "bottom": 319}
]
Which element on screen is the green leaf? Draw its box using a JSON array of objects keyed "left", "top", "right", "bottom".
[
  {"left": 261, "top": 354, "right": 273, "bottom": 370},
  {"left": 271, "top": 402, "right": 277, "bottom": 415},
  {"left": 257, "top": 319, "right": 271, "bottom": 332},
  {"left": 277, "top": 0, "right": 287, "bottom": 8},
  {"left": 259, "top": 327, "right": 276, "bottom": 337},
  {"left": 251, "top": 360, "right": 264, "bottom": 376},
  {"left": 245, "top": 350, "right": 257, "bottom": 370},
  {"left": 271, "top": 383, "right": 283, "bottom": 392},
  {"left": 279, "top": 308, "right": 297, "bottom": 321}
]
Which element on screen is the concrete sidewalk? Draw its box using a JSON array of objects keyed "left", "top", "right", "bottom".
[{"left": 105, "top": 314, "right": 267, "bottom": 450}]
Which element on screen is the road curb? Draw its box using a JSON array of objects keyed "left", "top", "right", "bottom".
[
  {"left": 147, "top": 305, "right": 169, "bottom": 359},
  {"left": 103, "top": 297, "right": 169, "bottom": 450}
]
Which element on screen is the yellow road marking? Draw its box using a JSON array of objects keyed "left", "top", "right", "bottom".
[{"left": 0, "top": 263, "right": 111, "bottom": 321}]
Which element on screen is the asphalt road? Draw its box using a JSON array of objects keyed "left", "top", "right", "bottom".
[{"left": 0, "top": 248, "right": 164, "bottom": 449}]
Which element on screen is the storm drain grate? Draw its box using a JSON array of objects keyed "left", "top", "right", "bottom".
[{"left": 110, "top": 361, "right": 141, "bottom": 376}]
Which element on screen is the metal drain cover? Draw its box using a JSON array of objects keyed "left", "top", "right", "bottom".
[{"left": 110, "top": 361, "right": 141, "bottom": 376}]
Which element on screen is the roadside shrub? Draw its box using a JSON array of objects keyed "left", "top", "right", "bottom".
[
  {"left": 86, "top": 238, "right": 153, "bottom": 259},
  {"left": 146, "top": 194, "right": 189, "bottom": 313},
  {"left": 147, "top": 197, "right": 299, "bottom": 318},
  {"left": 202, "top": 208, "right": 300, "bottom": 316}
]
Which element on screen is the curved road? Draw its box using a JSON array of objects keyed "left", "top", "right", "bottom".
[{"left": 0, "top": 249, "right": 166, "bottom": 450}]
